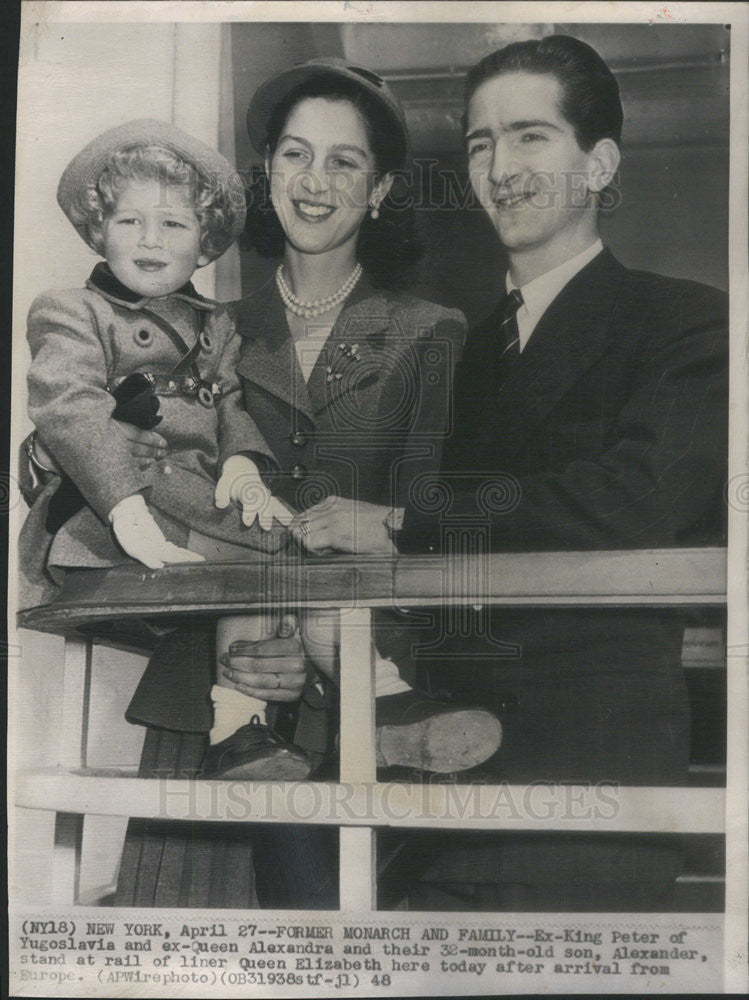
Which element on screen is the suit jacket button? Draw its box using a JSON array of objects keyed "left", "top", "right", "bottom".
[
  {"left": 291, "top": 464, "right": 307, "bottom": 480},
  {"left": 290, "top": 430, "right": 308, "bottom": 447},
  {"left": 163, "top": 464, "right": 172, "bottom": 475}
]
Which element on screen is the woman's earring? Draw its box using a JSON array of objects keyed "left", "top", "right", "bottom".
[{"left": 370, "top": 202, "right": 380, "bottom": 220}]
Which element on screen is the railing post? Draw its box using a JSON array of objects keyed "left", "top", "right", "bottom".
[
  {"left": 51, "top": 637, "right": 91, "bottom": 903},
  {"left": 338, "top": 607, "right": 376, "bottom": 910}
]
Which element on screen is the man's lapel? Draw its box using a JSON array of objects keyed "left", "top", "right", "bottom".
[
  {"left": 482, "top": 249, "right": 626, "bottom": 457},
  {"left": 234, "top": 279, "right": 314, "bottom": 422}
]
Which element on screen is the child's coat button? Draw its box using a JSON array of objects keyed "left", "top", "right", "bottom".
[{"left": 135, "top": 328, "right": 153, "bottom": 347}]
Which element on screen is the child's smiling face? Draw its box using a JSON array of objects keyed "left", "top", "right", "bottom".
[{"left": 102, "top": 178, "right": 209, "bottom": 298}]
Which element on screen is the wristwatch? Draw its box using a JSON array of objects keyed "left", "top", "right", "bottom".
[{"left": 383, "top": 506, "right": 405, "bottom": 543}]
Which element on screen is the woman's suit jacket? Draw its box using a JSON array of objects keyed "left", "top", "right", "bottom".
[
  {"left": 126, "top": 274, "right": 466, "bottom": 732},
  {"left": 233, "top": 274, "right": 466, "bottom": 511}
]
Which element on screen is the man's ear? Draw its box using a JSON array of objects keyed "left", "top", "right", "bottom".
[{"left": 588, "top": 138, "right": 620, "bottom": 194}]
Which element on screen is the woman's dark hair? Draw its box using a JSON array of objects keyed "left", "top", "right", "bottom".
[
  {"left": 242, "top": 76, "right": 423, "bottom": 289},
  {"left": 463, "top": 34, "right": 623, "bottom": 151}
]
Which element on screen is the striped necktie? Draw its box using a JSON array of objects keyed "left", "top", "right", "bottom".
[{"left": 497, "top": 287, "right": 524, "bottom": 362}]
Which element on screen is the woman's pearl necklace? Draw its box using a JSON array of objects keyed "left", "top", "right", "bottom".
[{"left": 276, "top": 262, "right": 363, "bottom": 319}]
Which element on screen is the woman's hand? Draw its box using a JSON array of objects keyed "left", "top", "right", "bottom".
[
  {"left": 289, "top": 496, "right": 395, "bottom": 554},
  {"left": 114, "top": 422, "right": 168, "bottom": 471},
  {"left": 220, "top": 614, "right": 308, "bottom": 701},
  {"left": 214, "top": 454, "right": 294, "bottom": 531},
  {"left": 33, "top": 424, "right": 165, "bottom": 477}
]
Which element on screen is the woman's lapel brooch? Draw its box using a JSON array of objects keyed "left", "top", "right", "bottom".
[{"left": 326, "top": 342, "right": 361, "bottom": 382}]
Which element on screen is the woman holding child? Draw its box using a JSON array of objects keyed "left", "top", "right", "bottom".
[{"left": 22, "top": 58, "right": 501, "bottom": 907}]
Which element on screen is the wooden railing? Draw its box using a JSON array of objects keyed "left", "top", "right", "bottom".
[{"left": 14, "top": 547, "right": 727, "bottom": 907}]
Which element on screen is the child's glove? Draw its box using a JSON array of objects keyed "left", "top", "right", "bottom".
[
  {"left": 109, "top": 494, "right": 206, "bottom": 569},
  {"left": 214, "top": 455, "right": 293, "bottom": 531}
]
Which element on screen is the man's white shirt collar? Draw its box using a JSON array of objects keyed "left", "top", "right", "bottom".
[{"left": 506, "top": 239, "right": 603, "bottom": 351}]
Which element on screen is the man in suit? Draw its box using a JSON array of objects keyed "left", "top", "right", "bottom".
[{"left": 295, "top": 34, "right": 728, "bottom": 909}]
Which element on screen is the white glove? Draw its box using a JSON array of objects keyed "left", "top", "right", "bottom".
[
  {"left": 109, "top": 494, "right": 205, "bottom": 570},
  {"left": 214, "top": 454, "right": 293, "bottom": 531}
]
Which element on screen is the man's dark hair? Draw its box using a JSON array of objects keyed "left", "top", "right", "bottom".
[{"left": 463, "top": 34, "right": 623, "bottom": 151}]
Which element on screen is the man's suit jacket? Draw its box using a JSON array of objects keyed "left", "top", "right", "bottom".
[
  {"left": 393, "top": 248, "right": 728, "bottom": 897},
  {"left": 394, "top": 245, "right": 728, "bottom": 782},
  {"left": 401, "top": 248, "right": 727, "bottom": 555}
]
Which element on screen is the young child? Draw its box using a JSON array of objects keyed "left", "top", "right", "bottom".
[
  {"left": 22, "top": 119, "right": 501, "bottom": 782},
  {"left": 21, "top": 119, "right": 323, "bottom": 779}
]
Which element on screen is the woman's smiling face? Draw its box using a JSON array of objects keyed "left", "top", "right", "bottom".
[{"left": 267, "top": 96, "right": 389, "bottom": 258}]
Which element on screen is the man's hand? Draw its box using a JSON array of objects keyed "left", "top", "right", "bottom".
[
  {"left": 114, "top": 422, "right": 168, "bottom": 471},
  {"left": 109, "top": 494, "right": 205, "bottom": 569},
  {"left": 215, "top": 454, "right": 294, "bottom": 531},
  {"left": 289, "top": 496, "right": 395, "bottom": 554},
  {"left": 220, "top": 614, "right": 308, "bottom": 701}
]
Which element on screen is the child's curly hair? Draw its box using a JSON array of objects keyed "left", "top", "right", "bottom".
[{"left": 80, "top": 144, "right": 242, "bottom": 261}]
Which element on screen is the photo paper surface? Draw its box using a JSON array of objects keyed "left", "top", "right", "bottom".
[{"left": 7, "top": 2, "right": 748, "bottom": 996}]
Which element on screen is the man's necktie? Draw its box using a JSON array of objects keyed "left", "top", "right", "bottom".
[{"left": 497, "top": 287, "right": 524, "bottom": 363}]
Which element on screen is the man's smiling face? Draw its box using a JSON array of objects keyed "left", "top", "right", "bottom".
[{"left": 466, "top": 71, "right": 602, "bottom": 275}]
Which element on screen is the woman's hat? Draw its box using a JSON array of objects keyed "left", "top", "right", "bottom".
[
  {"left": 246, "top": 57, "right": 409, "bottom": 169},
  {"left": 57, "top": 118, "right": 246, "bottom": 259}
]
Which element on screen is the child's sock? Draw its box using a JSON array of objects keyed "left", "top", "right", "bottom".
[
  {"left": 209, "top": 684, "right": 266, "bottom": 744},
  {"left": 374, "top": 653, "right": 412, "bottom": 698}
]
